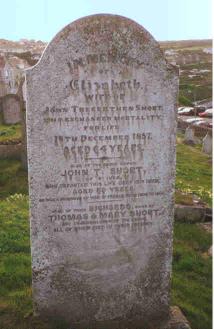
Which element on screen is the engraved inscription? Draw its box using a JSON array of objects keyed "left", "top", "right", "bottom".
[{"left": 26, "top": 14, "right": 178, "bottom": 327}]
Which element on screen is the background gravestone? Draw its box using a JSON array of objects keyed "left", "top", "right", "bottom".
[
  {"left": 26, "top": 14, "right": 178, "bottom": 328},
  {"left": 202, "top": 131, "right": 212, "bottom": 154},
  {"left": 2, "top": 94, "right": 21, "bottom": 124}
]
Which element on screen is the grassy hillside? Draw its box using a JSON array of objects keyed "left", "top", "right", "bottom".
[
  {"left": 176, "top": 134, "right": 212, "bottom": 206},
  {"left": 160, "top": 39, "right": 212, "bottom": 105}
]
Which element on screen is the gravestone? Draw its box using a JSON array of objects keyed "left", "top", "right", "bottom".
[
  {"left": 184, "top": 126, "right": 200, "bottom": 145},
  {"left": 26, "top": 14, "right": 178, "bottom": 328},
  {"left": 202, "top": 131, "right": 212, "bottom": 155},
  {"left": 2, "top": 94, "right": 21, "bottom": 124}
]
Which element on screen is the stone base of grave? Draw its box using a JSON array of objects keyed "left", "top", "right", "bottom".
[
  {"left": 35, "top": 305, "right": 191, "bottom": 329},
  {"left": 157, "top": 306, "right": 191, "bottom": 329}
]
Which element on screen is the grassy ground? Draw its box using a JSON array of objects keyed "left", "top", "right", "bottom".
[
  {"left": 0, "top": 124, "right": 22, "bottom": 143},
  {"left": 0, "top": 135, "right": 212, "bottom": 329},
  {"left": 0, "top": 195, "right": 211, "bottom": 329},
  {"left": 176, "top": 134, "right": 212, "bottom": 206},
  {"left": 172, "top": 223, "right": 212, "bottom": 329},
  {"left": 0, "top": 159, "right": 28, "bottom": 200},
  {"left": 178, "top": 57, "right": 212, "bottom": 104}
]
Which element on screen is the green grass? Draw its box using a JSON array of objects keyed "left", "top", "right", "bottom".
[
  {"left": 172, "top": 223, "right": 212, "bottom": 329},
  {"left": 178, "top": 60, "right": 212, "bottom": 103},
  {"left": 0, "top": 124, "right": 22, "bottom": 143},
  {"left": 178, "top": 95, "right": 193, "bottom": 106},
  {"left": 0, "top": 195, "right": 31, "bottom": 324},
  {"left": 0, "top": 159, "right": 28, "bottom": 200},
  {"left": 175, "top": 190, "right": 195, "bottom": 206},
  {"left": 180, "top": 62, "right": 212, "bottom": 71},
  {"left": 179, "top": 85, "right": 212, "bottom": 103},
  {"left": 176, "top": 135, "right": 212, "bottom": 206},
  {"left": 0, "top": 195, "right": 212, "bottom": 329},
  {"left": 0, "top": 195, "right": 65, "bottom": 329}
]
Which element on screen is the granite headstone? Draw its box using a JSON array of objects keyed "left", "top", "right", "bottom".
[
  {"left": 2, "top": 94, "right": 21, "bottom": 124},
  {"left": 26, "top": 14, "right": 178, "bottom": 328},
  {"left": 202, "top": 131, "right": 212, "bottom": 155}
]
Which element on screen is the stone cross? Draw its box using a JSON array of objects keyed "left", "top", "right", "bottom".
[{"left": 26, "top": 14, "right": 178, "bottom": 328}]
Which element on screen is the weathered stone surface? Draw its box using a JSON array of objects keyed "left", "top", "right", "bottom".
[
  {"left": 202, "top": 131, "right": 212, "bottom": 154},
  {"left": 184, "top": 126, "right": 200, "bottom": 145},
  {"left": 174, "top": 205, "right": 208, "bottom": 223},
  {"left": 1, "top": 94, "right": 21, "bottom": 124},
  {"left": 164, "top": 306, "right": 192, "bottom": 329},
  {"left": 208, "top": 246, "right": 212, "bottom": 257},
  {"left": 26, "top": 14, "right": 178, "bottom": 328}
]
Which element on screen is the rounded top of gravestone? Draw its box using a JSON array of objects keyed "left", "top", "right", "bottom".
[{"left": 27, "top": 14, "right": 177, "bottom": 75}]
